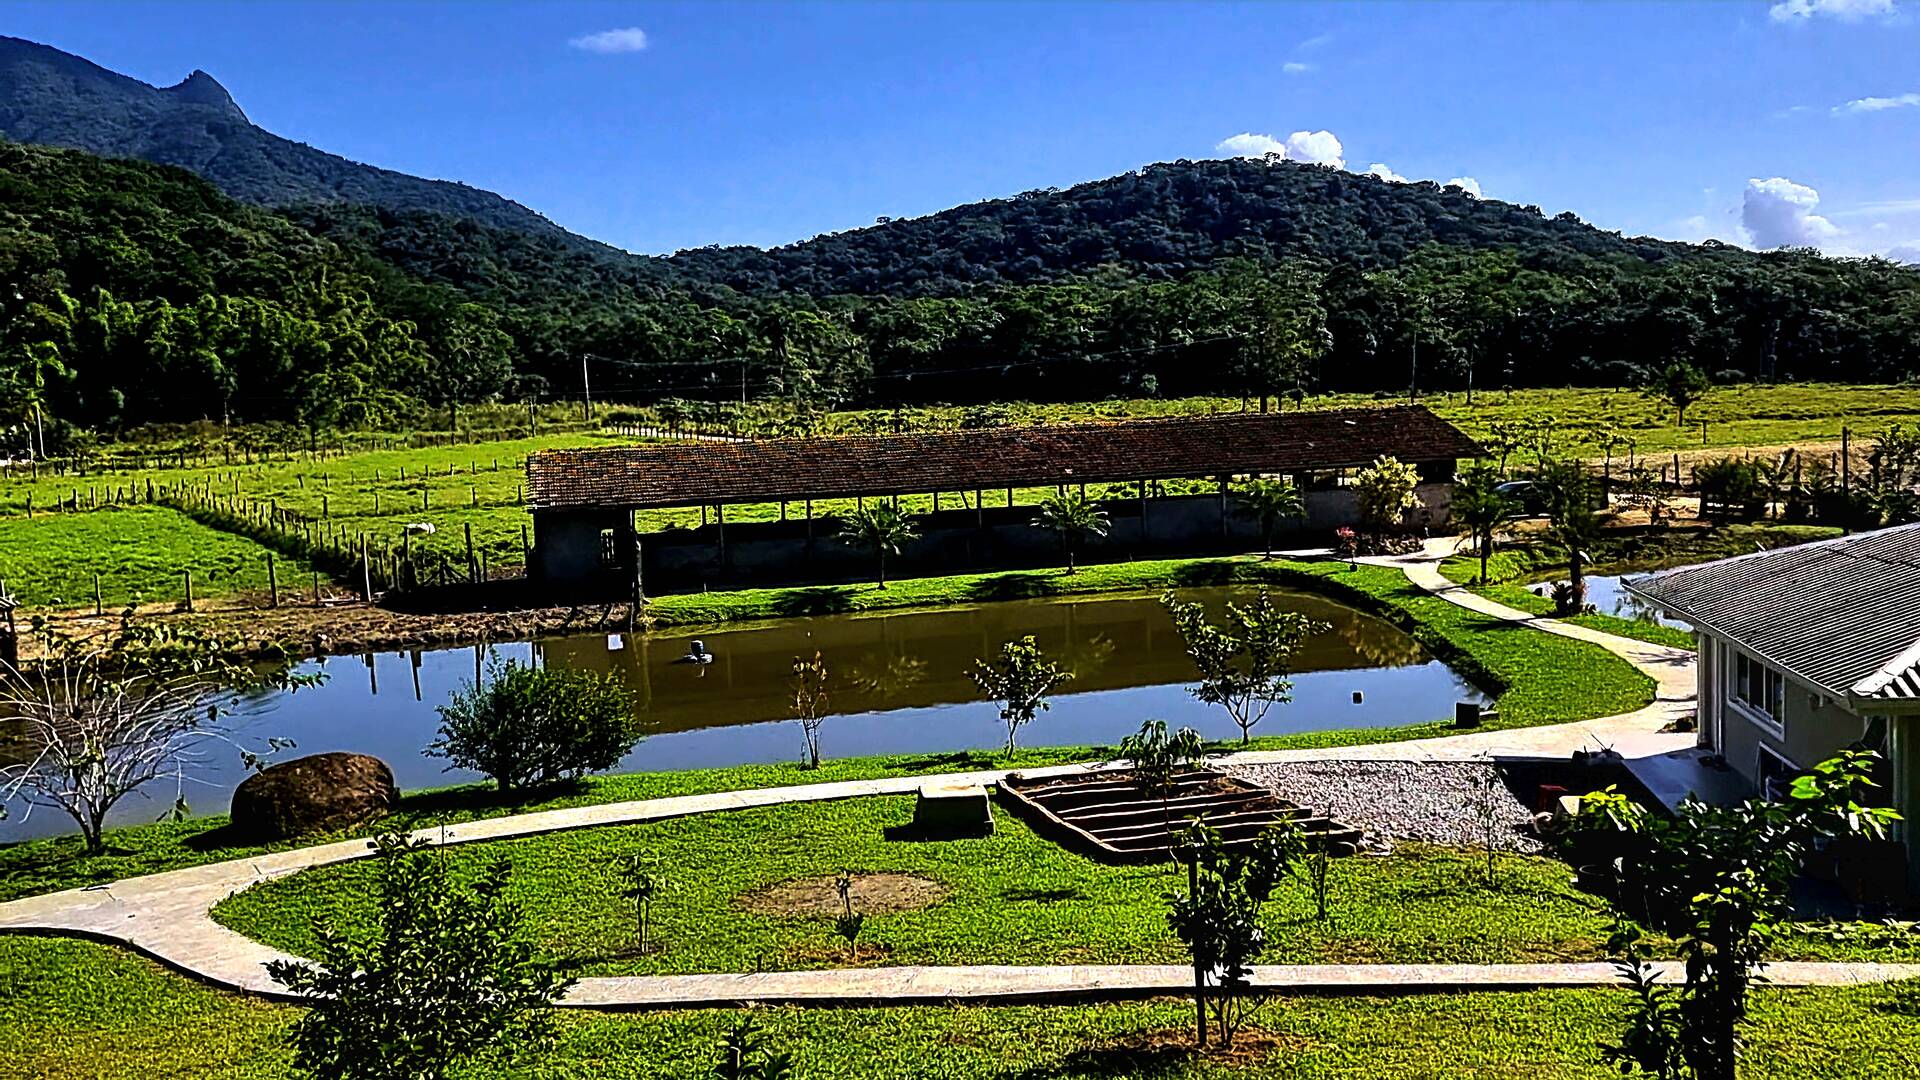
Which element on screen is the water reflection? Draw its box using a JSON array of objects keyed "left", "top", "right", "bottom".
[{"left": 0, "top": 586, "right": 1484, "bottom": 842}]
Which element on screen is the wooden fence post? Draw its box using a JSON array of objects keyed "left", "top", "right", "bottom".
[
  {"left": 267, "top": 554, "right": 279, "bottom": 608},
  {"left": 183, "top": 570, "right": 194, "bottom": 612}
]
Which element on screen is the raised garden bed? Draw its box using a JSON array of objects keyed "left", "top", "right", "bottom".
[{"left": 998, "top": 767, "right": 1362, "bottom": 864}]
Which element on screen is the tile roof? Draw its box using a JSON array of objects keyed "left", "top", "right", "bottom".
[
  {"left": 1625, "top": 522, "right": 1920, "bottom": 706},
  {"left": 528, "top": 405, "right": 1480, "bottom": 513}
]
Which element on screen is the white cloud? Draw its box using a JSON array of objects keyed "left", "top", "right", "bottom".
[
  {"left": 1886, "top": 243, "right": 1920, "bottom": 264},
  {"left": 1835, "top": 92, "right": 1920, "bottom": 113},
  {"left": 568, "top": 26, "right": 650, "bottom": 53},
  {"left": 1365, "top": 163, "right": 1408, "bottom": 183},
  {"left": 1444, "top": 177, "right": 1483, "bottom": 198},
  {"left": 1742, "top": 177, "right": 1841, "bottom": 248},
  {"left": 1282, "top": 61, "right": 1313, "bottom": 74},
  {"left": 1297, "top": 32, "right": 1334, "bottom": 50},
  {"left": 1769, "top": 0, "right": 1898, "bottom": 22},
  {"left": 1214, "top": 130, "right": 1344, "bottom": 168}
]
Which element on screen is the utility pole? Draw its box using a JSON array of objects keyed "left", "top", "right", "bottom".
[{"left": 580, "top": 354, "right": 593, "bottom": 421}]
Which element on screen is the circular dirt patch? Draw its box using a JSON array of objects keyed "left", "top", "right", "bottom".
[{"left": 737, "top": 873, "right": 947, "bottom": 917}]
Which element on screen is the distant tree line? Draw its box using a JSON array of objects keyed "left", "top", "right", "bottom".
[{"left": 3, "top": 140, "right": 1918, "bottom": 447}]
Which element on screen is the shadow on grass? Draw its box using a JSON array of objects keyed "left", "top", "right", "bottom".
[
  {"left": 965, "top": 573, "right": 1064, "bottom": 602},
  {"left": 1002, "top": 1042, "right": 1193, "bottom": 1080},
  {"left": 1000, "top": 886, "right": 1087, "bottom": 903},
  {"left": 392, "top": 778, "right": 587, "bottom": 821},
  {"left": 1168, "top": 561, "right": 1236, "bottom": 587},
  {"left": 770, "top": 587, "right": 858, "bottom": 617}
]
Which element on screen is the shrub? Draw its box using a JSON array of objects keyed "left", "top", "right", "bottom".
[
  {"left": 267, "top": 834, "right": 573, "bottom": 1079},
  {"left": 427, "top": 658, "right": 640, "bottom": 793}
]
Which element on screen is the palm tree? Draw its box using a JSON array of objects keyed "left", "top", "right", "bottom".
[
  {"left": 1033, "top": 491, "right": 1110, "bottom": 573},
  {"left": 1539, "top": 459, "right": 1603, "bottom": 614},
  {"left": 1451, "top": 464, "right": 1515, "bottom": 584},
  {"left": 836, "top": 502, "right": 919, "bottom": 587},
  {"left": 1235, "top": 477, "right": 1306, "bottom": 558}
]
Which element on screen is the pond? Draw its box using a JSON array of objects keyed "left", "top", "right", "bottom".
[
  {"left": 0, "top": 586, "right": 1487, "bottom": 842},
  {"left": 1527, "top": 573, "right": 1689, "bottom": 630}
]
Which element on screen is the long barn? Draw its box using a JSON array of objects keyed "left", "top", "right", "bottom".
[{"left": 525, "top": 405, "right": 1481, "bottom": 593}]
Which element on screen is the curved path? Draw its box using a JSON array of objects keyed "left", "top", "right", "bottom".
[{"left": 9, "top": 549, "right": 1907, "bottom": 1007}]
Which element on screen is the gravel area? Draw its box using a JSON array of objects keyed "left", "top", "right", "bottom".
[{"left": 1227, "top": 760, "right": 1546, "bottom": 853}]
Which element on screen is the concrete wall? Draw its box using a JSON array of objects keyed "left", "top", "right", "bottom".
[{"left": 530, "top": 509, "right": 629, "bottom": 583}]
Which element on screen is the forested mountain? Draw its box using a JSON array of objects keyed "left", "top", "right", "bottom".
[
  {"left": 667, "top": 158, "right": 1705, "bottom": 296},
  {"left": 2, "top": 43, "right": 1919, "bottom": 448},
  {"left": 0, "top": 36, "right": 572, "bottom": 240}
]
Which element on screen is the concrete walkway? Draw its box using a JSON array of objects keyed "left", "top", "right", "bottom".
[{"left": 2, "top": 546, "right": 1824, "bottom": 1010}]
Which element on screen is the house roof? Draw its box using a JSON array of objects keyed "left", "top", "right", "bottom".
[
  {"left": 1624, "top": 522, "right": 1920, "bottom": 708},
  {"left": 526, "top": 405, "right": 1481, "bottom": 512}
]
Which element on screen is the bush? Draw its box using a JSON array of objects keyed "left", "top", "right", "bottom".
[{"left": 427, "top": 658, "right": 640, "bottom": 793}]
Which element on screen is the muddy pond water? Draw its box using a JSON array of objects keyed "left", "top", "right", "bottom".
[{"left": 1, "top": 586, "right": 1488, "bottom": 842}]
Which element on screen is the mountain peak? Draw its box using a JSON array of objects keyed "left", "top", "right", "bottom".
[{"left": 163, "top": 69, "right": 245, "bottom": 118}]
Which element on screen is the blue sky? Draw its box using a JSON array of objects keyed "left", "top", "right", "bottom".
[{"left": 8, "top": 0, "right": 1920, "bottom": 259}]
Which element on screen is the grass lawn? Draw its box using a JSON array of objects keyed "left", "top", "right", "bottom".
[
  {"left": 5, "top": 934, "right": 1919, "bottom": 1079},
  {"left": 212, "top": 797, "right": 1617, "bottom": 973},
  {"left": 0, "top": 504, "right": 316, "bottom": 607},
  {"left": 0, "top": 557, "right": 1655, "bottom": 904}
]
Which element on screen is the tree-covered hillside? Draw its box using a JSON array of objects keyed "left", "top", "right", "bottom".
[
  {"left": 666, "top": 157, "right": 1705, "bottom": 296},
  {"left": 0, "top": 36, "right": 569, "bottom": 240},
  {"left": 3, "top": 138, "right": 1919, "bottom": 448}
]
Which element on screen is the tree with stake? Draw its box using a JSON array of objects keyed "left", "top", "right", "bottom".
[
  {"left": 1451, "top": 463, "right": 1515, "bottom": 584},
  {"left": 1166, "top": 820, "right": 1299, "bottom": 1048},
  {"left": 0, "top": 617, "right": 320, "bottom": 854},
  {"left": 790, "top": 650, "right": 832, "bottom": 768},
  {"left": 1567, "top": 750, "right": 1898, "bottom": 1080},
  {"left": 267, "top": 833, "right": 574, "bottom": 1080},
  {"left": 1235, "top": 477, "right": 1306, "bottom": 558},
  {"left": 832, "top": 869, "right": 864, "bottom": 961},
  {"left": 615, "top": 853, "right": 665, "bottom": 955},
  {"left": 1032, "top": 489, "right": 1109, "bottom": 573},
  {"left": 968, "top": 635, "right": 1073, "bottom": 753},
  {"left": 1162, "top": 590, "right": 1325, "bottom": 745},
  {"left": 835, "top": 502, "right": 918, "bottom": 587}
]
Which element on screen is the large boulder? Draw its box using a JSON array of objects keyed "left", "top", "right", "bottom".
[{"left": 230, "top": 752, "right": 398, "bottom": 840}]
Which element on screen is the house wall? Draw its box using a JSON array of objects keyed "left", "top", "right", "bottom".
[{"left": 1706, "top": 635, "right": 1870, "bottom": 784}]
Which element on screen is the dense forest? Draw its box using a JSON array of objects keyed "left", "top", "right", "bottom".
[{"left": 2, "top": 137, "right": 1919, "bottom": 448}]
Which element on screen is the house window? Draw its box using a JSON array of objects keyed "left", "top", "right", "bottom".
[{"left": 1730, "top": 650, "right": 1786, "bottom": 729}]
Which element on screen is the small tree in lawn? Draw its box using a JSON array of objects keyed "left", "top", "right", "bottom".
[
  {"left": 1566, "top": 750, "right": 1898, "bottom": 1080},
  {"left": 614, "top": 852, "right": 666, "bottom": 955},
  {"left": 267, "top": 833, "right": 574, "bottom": 1080},
  {"left": 1236, "top": 477, "right": 1306, "bottom": 558},
  {"left": 1354, "top": 455, "right": 1422, "bottom": 533},
  {"left": 790, "top": 651, "right": 831, "bottom": 768},
  {"left": 1166, "top": 820, "right": 1300, "bottom": 1048},
  {"left": 427, "top": 657, "right": 640, "bottom": 794},
  {"left": 835, "top": 501, "right": 918, "bottom": 587},
  {"left": 969, "top": 635, "right": 1074, "bottom": 753},
  {"left": 1538, "top": 458, "right": 1603, "bottom": 615},
  {"left": 1162, "top": 590, "right": 1326, "bottom": 745},
  {"left": 0, "top": 617, "right": 320, "bottom": 854},
  {"left": 1118, "top": 718, "right": 1208, "bottom": 843},
  {"left": 1648, "top": 362, "right": 1712, "bottom": 427},
  {"left": 1033, "top": 490, "right": 1110, "bottom": 573},
  {"left": 832, "top": 869, "right": 864, "bottom": 961},
  {"left": 712, "top": 1016, "right": 794, "bottom": 1080},
  {"left": 1451, "top": 463, "right": 1514, "bottom": 584}
]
